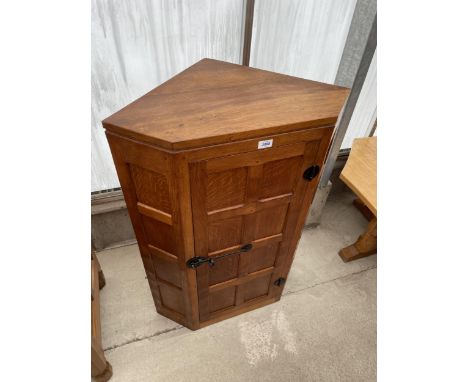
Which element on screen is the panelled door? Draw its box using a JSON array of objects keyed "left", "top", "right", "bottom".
[{"left": 189, "top": 140, "right": 323, "bottom": 322}]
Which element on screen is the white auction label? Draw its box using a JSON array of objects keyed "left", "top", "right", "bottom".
[{"left": 257, "top": 139, "right": 273, "bottom": 149}]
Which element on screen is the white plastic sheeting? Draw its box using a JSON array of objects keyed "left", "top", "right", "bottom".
[
  {"left": 249, "top": 0, "right": 376, "bottom": 150},
  {"left": 250, "top": 0, "right": 357, "bottom": 85},
  {"left": 91, "top": 0, "right": 244, "bottom": 191}
]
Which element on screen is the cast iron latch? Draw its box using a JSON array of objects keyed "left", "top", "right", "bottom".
[
  {"left": 186, "top": 243, "right": 253, "bottom": 269},
  {"left": 303, "top": 165, "right": 320, "bottom": 181}
]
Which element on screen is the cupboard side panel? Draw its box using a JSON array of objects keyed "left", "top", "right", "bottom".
[
  {"left": 105, "top": 132, "right": 191, "bottom": 326},
  {"left": 105, "top": 132, "right": 162, "bottom": 309}
]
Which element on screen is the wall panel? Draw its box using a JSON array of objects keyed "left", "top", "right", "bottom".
[
  {"left": 91, "top": 0, "right": 244, "bottom": 191},
  {"left": 249, "top": 0, "right": 357, "bottom": 84},
  {"left": 341, "top": 51, "right": 376, "bottom": 149},
  {"left": 335, "top": 0, "right": 377, "bottom": 88}
]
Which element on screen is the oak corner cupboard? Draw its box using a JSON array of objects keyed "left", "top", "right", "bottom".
[{"left": 103, "top": 58, "right": 349, "bottom": 330}]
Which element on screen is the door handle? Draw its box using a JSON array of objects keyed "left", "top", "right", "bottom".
[
  {"left": 186, "top": 243, "right": 253, "bottom": 269},
  {"left": 303, "top": 165, "right": 320, "bottom": 181}
]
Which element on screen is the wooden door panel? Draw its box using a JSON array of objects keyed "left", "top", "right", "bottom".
[
  {"left": 243, "top": 274, "right": 272, "bottom": 302},
  {"left": 207, "top": 217, "right": 243, "bottom": 253},
  {"left": 206, "top": 167, "right": 248, "bottom": 210},
  {"left": 259, "top": 156, "right": 303, "bottom": 199},
  {"left": 205, "top": 143, "right": 306, "bottom": 172},
  {"left": 209, "top": 287, "right": 237, "bottom": 313},
  {"left": 254, "top": 205, "right": 288, "bottom": 239},
  {"left": 208, "top": 255, "right": 240, "bottom": 285},
  {"left": 247, "top": 243, "right": 280, "bottom": 273},
  {"left": 190, "top": 141, "right": 324, "bottom": 322}
]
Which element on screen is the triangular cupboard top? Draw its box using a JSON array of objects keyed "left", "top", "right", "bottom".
[{"left": 103, "top": 58, "right": 349, "bottom": 151}]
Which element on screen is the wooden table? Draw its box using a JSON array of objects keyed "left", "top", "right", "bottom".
[{"left": 338, "top": 137, "right": 377, "bottom": 262}]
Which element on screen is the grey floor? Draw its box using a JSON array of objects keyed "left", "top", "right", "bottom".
[{"left": 97, "top": 184, "right": 376, "bottom": 382}]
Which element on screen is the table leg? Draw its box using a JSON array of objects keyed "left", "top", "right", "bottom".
[
  {"left": 352, "top": 198, "right": 374, "bottom": 221},
  {"left": 92, "top": 337, "right": 113, "bottom": 382},
  {"left": 92, "top": 250, "right": 106, "bottom": 289},
  {"left": 339, "top": 217, "right": 377, "bottom": 262}
]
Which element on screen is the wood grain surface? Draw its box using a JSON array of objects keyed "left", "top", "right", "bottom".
[
  {"left": 340, "top": 136, "right": 376, "bottom": 215},
  {"left": 104, "top": 59, "right": 349, "bottom": 150}
]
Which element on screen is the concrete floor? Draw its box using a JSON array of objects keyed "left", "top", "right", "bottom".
[{"left": 97, "top": 184, "right": 376, "bottom": 382}]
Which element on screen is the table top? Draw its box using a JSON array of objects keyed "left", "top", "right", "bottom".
[
  {"left": 103, "top": 58, "right": 349, "bottom": 151},
  {"left": 340, "top": 137, "right": 377, "bottom": 215}
]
